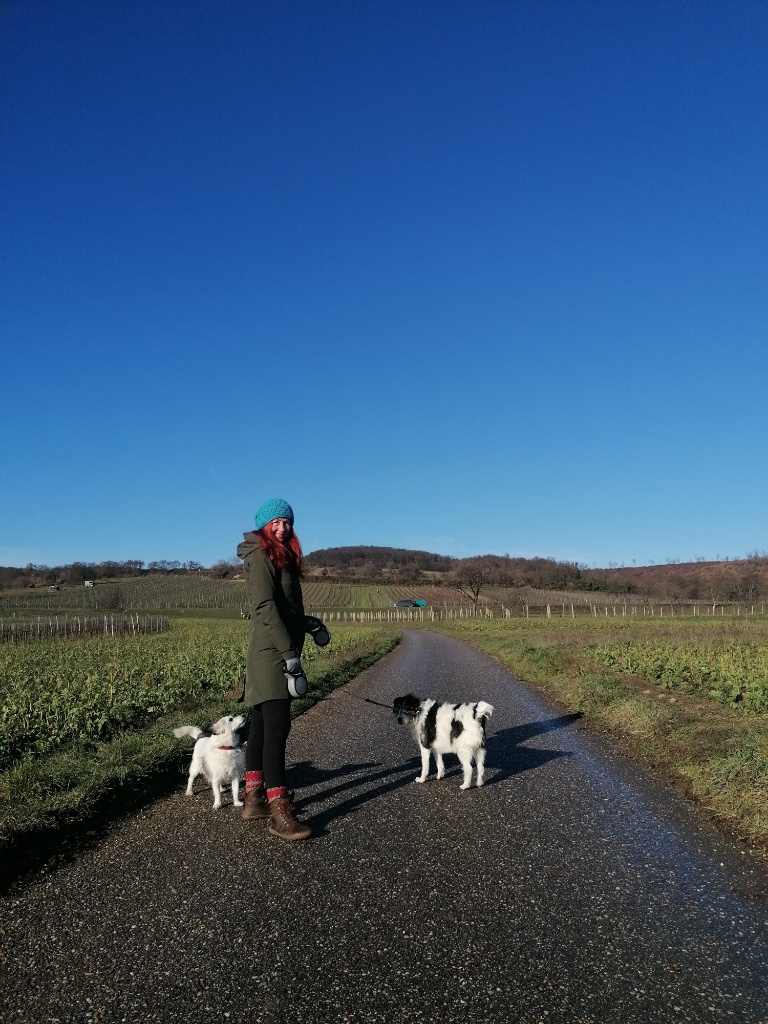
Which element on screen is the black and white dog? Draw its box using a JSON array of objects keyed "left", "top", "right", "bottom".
[
  {"left": 393, "top": 694, "right": 494, "bottom": 789},
  {"left": 173, "top": 714, "right": 246, "bottom": 810}
]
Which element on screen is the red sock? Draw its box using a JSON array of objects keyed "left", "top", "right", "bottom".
[
  {"left": 245, "top": 771, "right": 263, "bottom": 794},
  {"left": 267, "top": 786, "right": 286, "bottom": 802}
]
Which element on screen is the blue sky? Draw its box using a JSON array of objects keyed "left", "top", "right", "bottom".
[{"left": 1, "top": 0, "right": 766, "bottom": 569}]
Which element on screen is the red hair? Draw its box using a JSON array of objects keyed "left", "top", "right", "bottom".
[{"left": 257, "top": 527, "right": 303, "bottom": 575}]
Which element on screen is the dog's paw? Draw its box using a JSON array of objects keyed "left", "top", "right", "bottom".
[
  {"left": 415, "top": 776, "right": 427, "bottom": 784},
  {"left": 233, "top": 798, "right": 243, "bottom": 807},
  {"left": 459, "top": 782, "right": 471, "bottom": 791}
]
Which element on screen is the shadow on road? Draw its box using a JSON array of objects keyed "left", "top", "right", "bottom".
[
  {"left": 288, "top": 758, "right": 420, "bottom": 836},
  {"left": 0, "top": 757, "right": 189, "bottom": 895},
  {"left": 483, "top": 712, "right": 582, "bottom": 784},
  {"left": 498, "top": 711, "right": 584, "bottom": 743}
]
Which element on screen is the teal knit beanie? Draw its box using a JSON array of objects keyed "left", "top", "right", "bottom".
[{"left": 254, "top": 498, "right": 294, "bottom": 531}]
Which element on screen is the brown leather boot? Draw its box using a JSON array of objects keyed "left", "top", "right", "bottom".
[
  {"left": 268, "top": 795, "right": 311, "bottom": 841},
  {"left": 242, "top": 783, "right": 270, "bottom": 821}
]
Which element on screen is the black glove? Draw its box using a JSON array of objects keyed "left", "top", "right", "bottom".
[{"left": 304, "top": 615, "right": 331, "bottom": 647}]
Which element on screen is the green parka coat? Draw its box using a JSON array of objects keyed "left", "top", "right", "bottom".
[{"left": 237, "top": 532, "right": 305, "bottom": 705}]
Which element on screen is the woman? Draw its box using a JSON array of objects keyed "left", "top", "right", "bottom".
[{"left": 237, "top": 498, "right": 311, "bottom": 841}]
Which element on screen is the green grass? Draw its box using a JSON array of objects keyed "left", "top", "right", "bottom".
[
  {"left": 591, "top": 635, "right": 768, "bottom": 710},
  {"left": 424, "top": 615, "right": 768, "bottom": 854}
]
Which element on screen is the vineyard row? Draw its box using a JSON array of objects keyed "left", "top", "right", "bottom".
[
  {"left": 0, "top": 614, "right": 170, "bottom": 644},
  {"left": 309, "top": 602, "right": 768, "bottom": 623}
]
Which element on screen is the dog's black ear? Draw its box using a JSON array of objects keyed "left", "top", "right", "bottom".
[{"left": 393, "top": 694, "right": 420, "bottom": 717}]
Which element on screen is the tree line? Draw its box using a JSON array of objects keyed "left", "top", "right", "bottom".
[
  {"left": 0, "top": 559, "right": 205, "bottom": 590},
  {"left": 2, "top": 547, "right": 766, "bottom": 603}
]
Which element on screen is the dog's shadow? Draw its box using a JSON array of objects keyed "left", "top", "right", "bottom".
[{"left": 482, "top": 711, "right": 582, "bottom": 784}]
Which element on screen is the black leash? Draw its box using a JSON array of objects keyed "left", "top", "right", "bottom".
[{"left": 339, "top": 691, "right": 394, "bottom": 711}]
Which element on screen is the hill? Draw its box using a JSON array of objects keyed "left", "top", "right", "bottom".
[
  {"left": 581, "top": 557, "right": 768, "bottom": 602},
  {"left": 304, "top": 545, "right": 454, "bottom": 582},
  {"left": 304, "top": 546, "right": 768, "bottom": 602}
]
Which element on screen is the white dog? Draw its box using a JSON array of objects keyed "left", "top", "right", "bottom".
[
  {"left": 173, "top": 714, "right": 246, "bottom": 810},
  {"left": 393, "top": 694, "right": 494, "bottom": 789}
]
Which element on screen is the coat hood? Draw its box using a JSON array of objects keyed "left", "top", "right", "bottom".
[{"left": 237, "top": 531, "right": 261, "bottom": 560}]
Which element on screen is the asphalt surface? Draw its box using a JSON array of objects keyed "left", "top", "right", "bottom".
[{"left": 2, "top": 630, "right": 768, "bottom": 1024}]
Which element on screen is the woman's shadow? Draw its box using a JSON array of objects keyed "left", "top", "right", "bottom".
[{"left": 290, "top": 711, "right": 582, "bottom": 834}]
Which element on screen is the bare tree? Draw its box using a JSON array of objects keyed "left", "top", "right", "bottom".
[
  {"left": 450, "top": 558, "right": 497, "bottom": 607},
  {"left": 705, "top": 570, "right": 731, "bottom": 609},
  {"left": 731, "top": 567, "right": 762, "bottom": 602}
]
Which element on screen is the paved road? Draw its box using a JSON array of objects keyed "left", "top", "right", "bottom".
[{"left": 2, "top": 631, "right": 767, "bottom": 1023}]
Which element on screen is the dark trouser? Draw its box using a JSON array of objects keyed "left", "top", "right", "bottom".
[{"left": 245, "top": 699, "right": 292, "bottom": 791}]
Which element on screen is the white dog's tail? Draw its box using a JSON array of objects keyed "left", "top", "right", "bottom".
[
  {"left": 173, "top": 725, "right": 204, "bottom": 740},
  {"left": 476, "top": 702, "right": 494, "bottom": 722}
]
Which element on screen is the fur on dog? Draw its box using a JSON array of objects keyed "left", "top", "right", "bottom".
[
  {"left": 393, "top": 694, "right": 494, "bottom": 789},
  {"left": 173, "top": 714, "right": 246, "bottom": 810}
]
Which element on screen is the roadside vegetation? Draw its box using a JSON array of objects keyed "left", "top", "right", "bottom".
[
  {"left": 426, "top": 616, "right": 768, "bottom": 853},
  {"left": 0, "top": 619, "right": 398, "bottom": 845}
]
